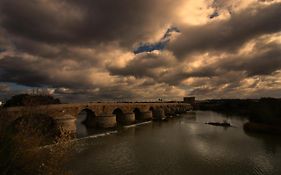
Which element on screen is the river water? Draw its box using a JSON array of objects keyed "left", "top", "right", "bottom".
[{"left": 67, "top": 111, "right": 281, "bottom": 175}]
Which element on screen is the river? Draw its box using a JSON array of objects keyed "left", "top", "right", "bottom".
[{"left": 67, "top": 111, "right": 281, "bottom": 175}]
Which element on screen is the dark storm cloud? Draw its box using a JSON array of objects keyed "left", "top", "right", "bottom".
[
  {"left": 107, "top": 52, "right": 177, "bottom": 79},
  {"left": 0, "top": 0, "right": 82, "bottom": 44},
  {"left": 0, "top": 0, "right": 178, "bottom": 46},
  {"left": 159, "top": 68, "right": 218, "bottom": 85},
  {"left": 109, "top": 36, "right": 281, "bottom": 86},
  {"left": 0, "top": 56, "right": 93, "bottom": 89},
  {"left": 108, "top": 52, "right": 216, "bottom": 86},
  {"left": 180, "top": 40, "right": 281, "bottom": 84},
  {"left": 169, "top": 3, "right": 281, "bottom": 59},
  {"left": 190, "top": 40, "right": 281, "bottom": 78},
  {"left": 9, "top": 36, "right": 106, "bottom": 69},
  {"left": 0, "top": 56, "right": 48, "bottom": 87},
  {"left": 11, "top": 37, "right": 63, "bottom": 58},
  {"left": 221, "top": 43, "right": 281, "bottom": 76}
]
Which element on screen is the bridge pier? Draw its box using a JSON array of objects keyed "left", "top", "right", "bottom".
[
  {"left": 96, "top": 114, "right": 117, "bottom": 128},
  {"left": 163, "top": 107, "right": 174, "bottom": 117},
  {"left": 54, "top": 115, "right": 77, "bottom": 133},
  {"left": 119, "top": 112, "right": 136, "bottom": 125},
  {"left": 139, "top": 111, "right": 153, "bottom": 122},
  {"left": 152, "top": 108, "right": 166, "bottom": 120},
  {"left": 169, "top": 107, "right": 177, "bottom": 116}
]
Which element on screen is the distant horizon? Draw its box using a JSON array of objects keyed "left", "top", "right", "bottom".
[{"left": 1, "top": 92, "right": 281, "bottom": 104}]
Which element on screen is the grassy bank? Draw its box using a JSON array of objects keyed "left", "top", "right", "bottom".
[{"left": 0, "top": 107, "right": 73, "bottom": 175}]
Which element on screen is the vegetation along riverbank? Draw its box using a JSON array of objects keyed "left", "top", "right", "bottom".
[
  {"left": 0, "top": 94, "right": 73, "bottom": 175},
  {"left": 196, "top": 98, "right": 281, "bottom": 135}
]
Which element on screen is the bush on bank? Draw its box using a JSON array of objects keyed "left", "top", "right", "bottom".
[
  {"left": 3, "top": 94, "right": 61, "bottom": 108},
  {"left": 243, "top": 122, "right": 281, "bottom": 135},
  {"left": 197, "top": 98, "right": 281, "bottom": 125}
]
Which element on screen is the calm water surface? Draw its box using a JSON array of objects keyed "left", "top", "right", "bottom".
[{"left": 67, "top": 111, "right": 281, "bottom": 175}]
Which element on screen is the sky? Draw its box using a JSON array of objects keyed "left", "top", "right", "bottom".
[{"left": 0, "top": 0, "right": 280, "bottom": 102}]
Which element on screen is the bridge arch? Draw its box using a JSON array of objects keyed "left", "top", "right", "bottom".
[
  {"left": 133, "top": 108, "right": 142, "bottom": 121},
  {"left": 77, "top": 109, "right": 96, "bottom": 125},
  {"left": 75, "top": 108, "right": 96, "bottom": 138},
  {"left": 112, "top": 108, "right": 125, "bottom": 125},
  {"left": 149, "top": 106, "right": 155, "bottom": 119}
]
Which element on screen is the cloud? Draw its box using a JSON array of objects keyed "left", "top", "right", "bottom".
[
  {"left": 175, "top": 35, "right": 281, "bottom": 84},
  {"left": 219, "top": 42, "right": 281, "bottom": 76},
  {"left": 187, "top": 71, "right": 281, "bottom": 99},
  {"left": 0, "top": 0, "right": 280, "bottom": 101},
  {"left": 0, "top": 54, "right": 95, "bottom": 88},
  {"left": 107, "top": 51, "right": 178, "bottom": 80},
  {"left": 0, "top": 0, "right": 182, "bottom": 47},
  {"left": 0, "top": 83, "right": 10, "bottom": 93},
  {"left": 109, "top": 32, "right": 281, "bottom": 86},
  {"left": 169, "top": 3, "right": 281, "bottom": 59}
]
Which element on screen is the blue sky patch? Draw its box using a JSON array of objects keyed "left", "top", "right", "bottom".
[
  {"left": 133, "top": 27, "right": 180, "bottom": 54},
  {"left": 0, "top": 48, "right": 7, "bottom": 53}
]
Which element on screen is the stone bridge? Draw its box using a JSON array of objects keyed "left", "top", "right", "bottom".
[{"left": 7, "top": 102, "right": 192, "bottom": 133}]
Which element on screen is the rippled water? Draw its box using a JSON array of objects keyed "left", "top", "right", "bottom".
[{"left": 67, "top": 111, "right": 281, "bottom": 175}]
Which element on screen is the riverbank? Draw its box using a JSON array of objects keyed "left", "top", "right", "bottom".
[
  {"left": 243, "top": 122, "right": 281, "bottom": 135},
  {"left": 195, "top": 98, "right": 281, "bottom": 135}
]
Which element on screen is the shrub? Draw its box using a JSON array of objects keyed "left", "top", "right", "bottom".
[{"left": 3, "top": 94, "right": 61, "bottom": 108}]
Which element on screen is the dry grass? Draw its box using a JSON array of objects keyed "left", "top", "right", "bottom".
[{"left": 0, "top": 107, "right": 74, "bottom": 175}]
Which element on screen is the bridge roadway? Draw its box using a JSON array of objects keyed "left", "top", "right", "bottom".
[{"left": 7, "top": 102, "right": 192, "bottom": 133}]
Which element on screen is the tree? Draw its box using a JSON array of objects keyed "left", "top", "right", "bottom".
[{"left": 3, "top": 94, "right": 61, "bottom": 108}]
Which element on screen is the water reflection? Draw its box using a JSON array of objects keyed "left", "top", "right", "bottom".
[
  {"left": 244, "top": 130, "right": 281, "bottom": 155},
  {"left": 183, "top": 111, "right": 197, "bottom": 121},
  {"left": 76, "top": 111, "right": 88, "bottom": 138},
  {"left": 68, "top": 111, "right": 281, "bottom": 175}
]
